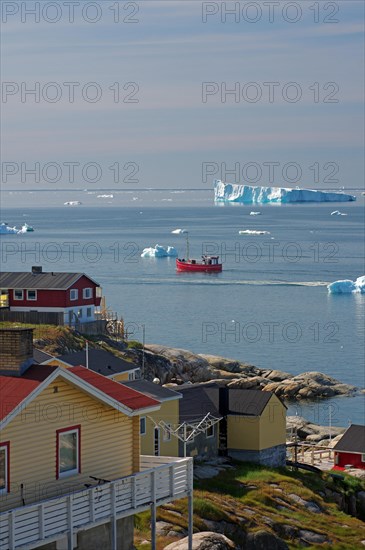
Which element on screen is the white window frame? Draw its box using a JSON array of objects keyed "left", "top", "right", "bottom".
[
  {"left": 206, "top": 425, "right": 215, "bottom": 439},
  {"left": 362, "top": 453, "right": 365, "bottom": 462},
  {"left": 26, "top": 289, "right": 37, "bottom": 301},
  {"left": 70, "top": 289, "right": 78, "bottom": 301},
  {"left": 140, "top": 416, "right": 146, "bottom": 436},
  {"left": 83, "top": 288, "right": 92, "bottom": 299},
  {"left": 0, "top": 444, "right": 9, "bottom": 495},
  {"left": 14, "top": 289, "right": 23, "bottom": 301},
  {"left": 57, "top": 427, "right": 80, "bottom": 479},
  {"left": 163, "top": 424, "right": 172, "bottom": 442},
  {"left": 128, "top": 372, "right": 135, "bottom": 381}
]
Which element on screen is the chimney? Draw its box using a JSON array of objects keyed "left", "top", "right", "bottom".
[
  {"left": 31, "top": 266, "right": 42, "bottom": 274},
  {"left": 0, "top": 328, "right": 34, "bottom": 377}
]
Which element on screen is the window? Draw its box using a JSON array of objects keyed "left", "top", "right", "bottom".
[
  {"left": 0, "top": 443, "right": 9, "bottom": 494},
  {"left": 14, "top": 289, "right": 23, "bottom": 300},
  {"left": 70, "top": 289, "right": 78, "bottom": 301},
  {"left": 163, "top": 424, "right": 171, "bottom": 442},
  {"left": 362, "top": 454, "right": 365, "bottom": 462},
  {"left": 77, "top": 308, "right": 83, "bottom": 319},
  {"left": 140, "top": 417, "right": 146, "bottom": 436},
  {"left": 86, "top": 307, "right": 92, "bottom": 318},
  {"left": 56, "top": 426, "right": 80, "bottom": 479},
  {"left": 206, "top": 425, "right": 215, "bottom": 438},
  {"left": 26, "top": 290, "right": 37, "bottom": 301},
  {"left": 83, "top": 288, "right": 92, "bottom": 299},
  {"left": 128, "top": 372, "right": 135, "bottom": 381}
]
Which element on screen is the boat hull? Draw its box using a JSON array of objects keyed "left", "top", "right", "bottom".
[{"left": 176, "top": 259, "right": 222, "bottom": 272}]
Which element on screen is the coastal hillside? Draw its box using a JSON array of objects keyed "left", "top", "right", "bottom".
[{"left": 134, "top": 462, "right": 365, "bottom": 549}]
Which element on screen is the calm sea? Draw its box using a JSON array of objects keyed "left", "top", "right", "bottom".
[{"left": 1, "top": 195, "right": 364, "bottom": 427}]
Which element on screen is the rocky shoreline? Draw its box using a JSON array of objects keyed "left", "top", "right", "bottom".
[{"left": 123, "top": 343, "right": 360, "bottom": 401}]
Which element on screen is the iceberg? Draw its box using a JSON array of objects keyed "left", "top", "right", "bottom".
[
  {"left": 171, "top": 228, "right": 188, "bottom": 234},
  {"left": 64, "top": 201, "right": 82, "bottom": 206},
  {"left": 0, "top": 223, "right": 18, "bottom": 234},
  {"left": 141, "top": 245, "right": 178, "bottom": 258},
  {"left": 214, "top": 180, "right": 356, "bottom": 204},
  {"left": 239, "top": 230, "right": 270, "bottom": 235},
  {"left": 328, "top": 276, "right": 365, "bottom": 294},
  {"left": 250, "top": 211, "right": 261, "bottom": 216},
  {"left": 331, "top": 210, "right": 347, "bottom": 216}
]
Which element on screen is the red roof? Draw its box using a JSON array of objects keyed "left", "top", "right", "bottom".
[
  {"left": 0, "top": 365, "right": 57, "bottom": 422},
  {"left": 69, "top": 366, "right": 159, "bottom": 411},
  {"left": 0, "top": 364, "right": 159, "bottom": 424}
]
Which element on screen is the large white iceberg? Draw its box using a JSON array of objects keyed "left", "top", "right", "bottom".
[
  {"left": 328, "top": 276, "right": 365, "bottom": 294},
  {"left": 214, "top": 180, "right": 356, "bottom": 204},
  {"left": 141, "top": 244, "right": 178, "bottom": 258}
]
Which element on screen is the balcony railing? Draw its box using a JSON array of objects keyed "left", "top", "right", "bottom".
[{"left": 0, "top": 456, "right": 193, "bottom": 550}]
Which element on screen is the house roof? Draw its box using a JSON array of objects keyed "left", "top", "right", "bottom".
[
  {"left": 33, "top": 348, "right": 56, "bottom": 364},
  {"left": 0, "top": 364, "right": 160, "bottom": 427},
  {"left": 58, "top": 349, "right": 138, "bottom": 375},
  {"left": 121, "top": 380, "right": 182, "bottom": 402},
  {"left": 178, "top": 383, "right": 283, "bottom": 420},
  {"left": 69, "top": 366, "right": 160, "bottom": 412},
  {"left": 0, "top": 271, "right": 99, "bottom": 290},
  {"left": 0, "top": 365, "right": 57, "bottom": 422},
  {"left": 333, "top": 424, "right": 365, "bottom": 454},
  {"left": 177, "top": 385, "right": 221, "bottom": 423}
]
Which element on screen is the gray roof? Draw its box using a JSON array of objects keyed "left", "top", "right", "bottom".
[
  {"left": 0, "top": 271, "right": 99, "bottom": 290},
  {"left": 121, "top": 380, "right": 182, "bottom": 402},
  {"left": 33, "top": 348, "right": 56, "bottom": 364},
  {"left": 333, "top": 424, "right": 365, "bottom": 454},
  {"left": 178, "top": 383, "right": 281, "bottom": 420},
  {"left": 59, "top": 349, "right": 138, "bottom": 376},
  {"left": 178, "top": 385, "right": 221, "bottom": 423}
]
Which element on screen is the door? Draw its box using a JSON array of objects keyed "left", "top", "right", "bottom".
[{"left": 154, "top": 427, "right": 160, "bottom": 456}]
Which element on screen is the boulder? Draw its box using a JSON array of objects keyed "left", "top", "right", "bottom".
[
  {"left": 164, "top": 532, "right": 237, "bottom": 550},
  {"left": 245, "top": 529, "right": 289, "bottom": 549}
]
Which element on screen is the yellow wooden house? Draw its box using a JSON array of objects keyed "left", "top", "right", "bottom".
[
  {"left": 121, "top": 380, "right": 182, "bottom": 458},
  {"left": 0, "top": 328, "right": 193, "bottom": 550}
]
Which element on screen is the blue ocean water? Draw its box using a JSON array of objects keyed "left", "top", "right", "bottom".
[{"left": 1, "top": 199, "right": 364, "bottom": 426}]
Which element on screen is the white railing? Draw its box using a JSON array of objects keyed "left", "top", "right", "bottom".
[{"left": 0, "top": 456, "right": 193, "bottom": 550}]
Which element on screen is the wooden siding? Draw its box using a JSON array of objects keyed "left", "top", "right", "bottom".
[
  {"left": 259, "top": 394, "right": 286, "bottom": 450},
  {"left": 227, "top": 395, "right": 286, "bottom": 451},
  {"left": 141, "top": 400, "right": 179, "bottom": 457},
  {"left": 0, "top": 377, "right": 135, "bottom": 512}
]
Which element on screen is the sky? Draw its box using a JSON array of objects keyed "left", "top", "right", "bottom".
[{"left": 1, "top": 0, "right": 364, "bottom": 195}]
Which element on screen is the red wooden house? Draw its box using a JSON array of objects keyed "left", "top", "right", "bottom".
[
  {"left": 0, "top": 266, "right": 102, "bottom": 325},
  {"left": 333, "top": 424, "right": 365, "bottom": 470}
]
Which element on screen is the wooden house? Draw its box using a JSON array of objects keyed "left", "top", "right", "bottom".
[
  {"left": 0, "top": 328, "right": 193, "bottom": 550},
  {"left": 0, "top": 266, "right": 102, "bottom": 325},
  {"left": 121, "top": 380, "right": 182, "bottom": 458},
  {"left": 333, "top": 424, "right": 365, "bottom": 470},
  {"left": 37, "top": 348, "right": 140, "bottom": 382}
]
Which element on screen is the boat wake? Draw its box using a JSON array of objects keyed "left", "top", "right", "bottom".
[{"left": 111, "top": 277, "right": 330, "bottom": 287}]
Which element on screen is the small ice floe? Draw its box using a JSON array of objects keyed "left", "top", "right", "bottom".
[
  {"left": 97, "top": 194, "right": 114, "bottom": 199},
  {"left": 141, "top": 245, "right": 178, "bottom": 258},
  {"left": 331, "top": 210, "right": 347, "bottom": 216},
  {"left": 239, "top": 230, "right": 270, "bottom": 236},
  {"left": 0, "top": 223, "right": 18, "bottom": 234},
  {"left": 328, "top": 276, "right": 365, "bottom": 294},
  {"left": 64, "top": 201, "right": 82, "bottom": 206},
  {"left": 132, "top": 197, "right": 138, "bottom": 201},
  {"left": 18, "top": 223, "right": 34, "bottom": 233},
  {"left": 171, "top": 228, "right": 188, "bottom": 234},
  {"left": 249, "top": 211, "right": 261, "bottom": 216}
]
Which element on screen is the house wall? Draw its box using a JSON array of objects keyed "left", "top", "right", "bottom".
[
  {"left": 111, "top": 371, "right": 138, "bottom": 383},
  {"left": 0, "top": 376, "right": 140, "bottom": 512},
  {"left": 259, "top": 394, "right": 286, "bottom": 450},
  {"left": 179, "top": 425, "right": 219, "bottom": 459},
  {"left": 227, "top": 415, "right": 260, "bottom": 450},
  {"left": 141, "top": 400, "right": 179, "bottom": 457},
  {"left": 335, "top": 451, "right": 365, "bottom": 469}
]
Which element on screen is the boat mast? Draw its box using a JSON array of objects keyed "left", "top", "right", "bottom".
[{"left": 186, "top": 231, "right": 189, "bottom": 260}]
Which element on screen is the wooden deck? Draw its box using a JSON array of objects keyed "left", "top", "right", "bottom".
[{"left": 0, "top": 456, "right": 193, "bottom": 550}]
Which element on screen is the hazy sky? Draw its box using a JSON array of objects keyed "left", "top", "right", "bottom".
[{"left": 2, "top": 0, "right": 364, "bottom": 192}]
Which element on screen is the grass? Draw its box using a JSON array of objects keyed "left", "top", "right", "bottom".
[{"left": 135, "top": 462, "right": 365, "bottom": 549}]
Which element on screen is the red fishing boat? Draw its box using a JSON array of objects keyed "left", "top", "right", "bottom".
[
  {"left": 173, "top": 229, "right": 222, "bottom": 272},
  {"left": 176, "top": 255, "right": 223, "bottom": 272}
]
